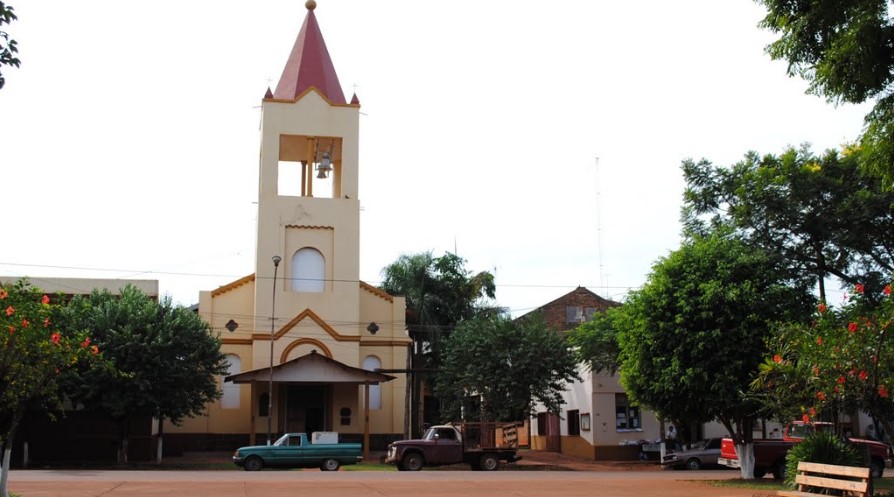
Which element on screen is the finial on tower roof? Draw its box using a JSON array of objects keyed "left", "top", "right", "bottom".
[{"left": 306, "top": 0, "right": 316, "bottom": 11}]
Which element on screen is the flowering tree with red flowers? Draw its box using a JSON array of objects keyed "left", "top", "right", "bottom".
[
  {"left": 0, "top": 279, "right": 96, "bottom": 497},
  {"left": 756, "top": 282, "right": 894, "bottom": 443}
]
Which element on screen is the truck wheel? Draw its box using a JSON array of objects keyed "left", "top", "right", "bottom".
[
  {"left": 401, "top": 453, "right": 424, "bottom": 471},
  {"left": 479, "top": 453, "right": 500, "bottom": 471},
  {"left": 772, "top": 460, "right": 786, "bottom": 480},
  {"left": 685, "top": 458, "right": 702, "bottom": 470},
  {"left": 870, "top": 458, "right": 884, "bottom": 479},
  {"left": 320, "top": 458, "right": 341, "bottom": 471},
  {"left": 243, "top": 456, "right": 263, "bottom": 472}
]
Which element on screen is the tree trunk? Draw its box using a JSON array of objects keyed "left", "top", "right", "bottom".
[
  {"left": 156, "top": 417, "right": 164, "bottom": 465},
  {"left": 117, "top": 418, "right": 130, "bottom": 464},
  {"left": 0, "top": 413, "right": 21, "bottom": 497},
  {"left": 735, "top": 442, "right": 756, "bottom": 479}
]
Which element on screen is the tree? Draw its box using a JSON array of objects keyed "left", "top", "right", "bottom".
[
  {"left": 682, "top": 145, "right": 894, "bottom": 300},
  {"left": 434, "top": 313, "right": 580, "bottom": 422},
  {"left": 616, "top": 231, "right": 813, "bottom": 478},
  {"left": 380, "top": 251, "right": 498, "bottom": 434},
  {"left": 756, "top": 0, "right": 894, "bottom": 185},
  {"left": 61, "top": 285, "right": 228, "bottom": 463},
  {"left": 0, "top": 279, "right": 95, "bottom": 497},
  {"left": 756, "top": 282, "right": 894, "bottom": 443},
  {"left": 0, "top": 2, "right": 19, "bottom": 90},
  {"left": 567, "top": 305, "right": 623, "bottom": 375}
]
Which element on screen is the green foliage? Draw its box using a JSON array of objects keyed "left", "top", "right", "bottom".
[
  {"left": 0, "top": 2, "right": 19, "bottom": 90},
  {"left": 380, "top": 251, "right": 499, "bottom": 429},
  {"left": 0, "top": 279, "right": 94, "bottom": 444},
  {"left": 567, "top": 306, "right": 622, "bottom": 375},
  {"left": 756, "top": 282, "right": 894, "bottom": 440},
  {"left": 60, "top": 285, "right": 229, "bottom": 425},
  {"left": 756, "top": 0, "right": 894, "bottom": 186},
  {"left": 434, "top": 314, "right": 580, "bottom": 422},
  {"left": 682, "top": 145, "right": 894, "bottom": 299},
  {"left": 784, "top": 431, "right": 861, "bottom": 489},
  {"left": 617, "top": 230, "right": 813, "bottom": 442}
]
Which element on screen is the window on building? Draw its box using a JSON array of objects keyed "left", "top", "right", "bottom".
[
  {"left": 220, "top": 354, "right": 241, "bottom": 409},
  {"left": 536, "top": 412, "right": 547, "bottom": 436},
  {"left": 340, "top": 407, "right": 352, "bottom": 426},
  {"left": 567, "top": 409, "right": 580, "bottom": 436},
  {"left": 615, "top": 393, "right": 641, "bottom": 430},
  {"left": 361, "top": 356, "right": 382, "bottom": 409},
  {"left": 291, "top": 248, "right": 325, "bottom": 292}
]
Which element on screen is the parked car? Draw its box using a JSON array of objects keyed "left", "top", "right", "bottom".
[
  {"left": 232, "top": 432, "right": 362, "bottom": 471},
  {"left": 661, "top": 437, "right": 723, "bottom": 470}
]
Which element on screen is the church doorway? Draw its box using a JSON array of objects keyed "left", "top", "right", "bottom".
[{"left": 284, "top": 384, "right": 329, "bottom": 434}]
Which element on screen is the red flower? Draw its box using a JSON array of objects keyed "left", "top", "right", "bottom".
[
  {"left": 816, "top": 337, "right": 823, "bottom": 346},
  {"left": 802, "top": 414, "right": 811, "bottom": 423},
  {"left": 855, "top": 283, "right": 865, "bottom": 294},
  {"left": 837, "top": 376, "right": 846, "bottom": 384},
  {"left": 0, "top": 290, "right": 7, "bottom": 299},
  {"left": 41, "top": 294, "right": 49, "bottom": 305},
  {"left": 5, "top": 306, "right": 13, "bottom": 317},
  {"left": 859, "top": 370, "right": 868, "bottom": 381},
  {"left": 21, "top": 319, "right": 28, "bottom": 328},
  {"left": 50, "top": 332, "right": 60, "bottom": 345},
  {"left": 810, "top": 407, "right": 817, "bottom": 416},
  {"left": 81, "top": 337, "right": 91, "bottom": 348},
  {"left": 848, "top": 322, "right": 859, "bottom": 333},
  {"left": 773, "top": 354, "right": 782, "bottom": 363},
  {"left": 817, "top": 391, "right": 826, "bottom": 401},
  {"left": 880, "top": 385, "right": 890, "bottom": 398},
  {"left": 43, "top": 317, "right": 50, "bottom": 327},
  {"left": 818, "top": 303, "right": 828, "bottom": 313},
  {"left": 8, "top": 325, "right": 14, "bottom": 334},
  {"left": 90, "top": 345, "right": 99, "bottom": 355},
  {"left": 885, "top": 284, "right": 892, "bottom": 296}
]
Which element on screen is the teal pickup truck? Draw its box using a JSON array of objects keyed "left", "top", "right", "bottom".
[{"left": 232, "top": 433, "right": 362, "bottom": 471}]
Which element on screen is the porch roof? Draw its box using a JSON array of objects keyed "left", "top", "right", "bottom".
[{"left": 224, "top": 350, "right": 395, "bottom": 384}]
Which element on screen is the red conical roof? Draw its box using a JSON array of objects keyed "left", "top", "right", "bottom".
[{"left": 272, "top": 1, "right": 346, "bottom": 104}]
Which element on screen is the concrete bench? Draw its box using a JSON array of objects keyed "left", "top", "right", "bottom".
[{"left": 778, "top": 461, "right": 870, "bottom": 497}]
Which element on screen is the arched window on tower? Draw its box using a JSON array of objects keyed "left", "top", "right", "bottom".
[
  {"left": 221, "top": 354, "right": 241, "bottom": 409},
  {"left": 361, "top": 356, "right": 382, "bottom": 410},
  {"left": 291, "top": 248, "right": 324, "bottom": 292}
]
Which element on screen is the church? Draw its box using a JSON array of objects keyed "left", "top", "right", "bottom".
[{"left": 167, "top": 0, "right": 411, "bottom": 456}]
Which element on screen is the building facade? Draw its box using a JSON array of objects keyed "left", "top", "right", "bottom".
[
  {"left": 167, "top": 1, "right": 410, "bottom": 454},
  {"left": 523, "top": 287, "right": 663, "bottom": 460}
]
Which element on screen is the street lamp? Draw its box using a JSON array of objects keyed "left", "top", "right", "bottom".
[{"left": 268, "top": 255, "right": 282, "bottom": 445}]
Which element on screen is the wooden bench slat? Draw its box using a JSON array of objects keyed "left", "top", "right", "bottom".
[
  {"left": 797, "top": 461, "right": 871, "bottom": 478},
  {"left": 795, "top": 474, "right": 868, "bottom": 492}
]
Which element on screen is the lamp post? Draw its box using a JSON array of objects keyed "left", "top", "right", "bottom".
[{"left": 267, "top": 255, "right": 282, "bottom": 445}]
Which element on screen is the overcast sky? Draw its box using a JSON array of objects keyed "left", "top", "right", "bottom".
[{"left": 0, "top": 1, "right": 870, "bottom": 315}]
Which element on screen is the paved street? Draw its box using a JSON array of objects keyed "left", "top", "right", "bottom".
[{"left": 9, "top": 469, "right": 770, "bottom": 497}]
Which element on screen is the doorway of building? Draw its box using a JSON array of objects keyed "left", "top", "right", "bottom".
[{"left": 285, "top": 384, "right": 328, "bottom": 435}]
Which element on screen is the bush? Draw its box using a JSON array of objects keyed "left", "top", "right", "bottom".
[{"left": 784, "top": 431, "right": 861, "bottom": 489}]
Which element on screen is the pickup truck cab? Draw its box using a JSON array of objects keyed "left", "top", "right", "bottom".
[
  {"left": 717, "top": 422, "right": 890, "bottom": 479},
  {"left": 385, "top": 422, "right": 522, "bottom": 471},
  {"left": 232, "top": 432, "right": 362, "bottom": 471}
]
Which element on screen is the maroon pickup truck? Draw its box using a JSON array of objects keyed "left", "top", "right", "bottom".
[
  {"left": 385, "top": 422, "right": 522, "bottom": 471},
  {"left": 717, "top": 421, "right": 890, "bottom": 479}
]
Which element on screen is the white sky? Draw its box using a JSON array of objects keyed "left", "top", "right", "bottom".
[{"left": 0, "top": 1, "right": 870, "bottom": 316}]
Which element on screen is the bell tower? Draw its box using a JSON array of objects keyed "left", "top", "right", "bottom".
[{"left": 254, "top": 0, "right": 362, "bottom": 337}]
